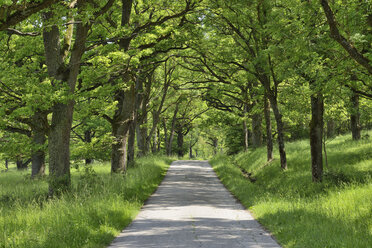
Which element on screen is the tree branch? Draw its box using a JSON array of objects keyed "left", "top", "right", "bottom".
[{"left": 320, "top": 0, "right": 372, "bottom": 75}]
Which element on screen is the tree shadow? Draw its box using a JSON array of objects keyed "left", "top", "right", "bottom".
[{"left": 257, "top": 208, "right": 372, "bottom": 248}]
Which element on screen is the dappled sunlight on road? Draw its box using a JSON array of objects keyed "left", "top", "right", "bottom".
[{"left": 108, "top": 161, "right": 280, "bottom": 248}]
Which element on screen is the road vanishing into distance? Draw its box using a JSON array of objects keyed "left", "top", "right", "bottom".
[{"left": 108, "top": 160, "right": 281, "bottom": 248}]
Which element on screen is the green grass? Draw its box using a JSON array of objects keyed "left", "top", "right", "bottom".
[
  {"left": 210, "top": 131, "right": 372, "bottom": 248},
  {"left": 0, "top": 155, "right": 173, "bottom": 248}
]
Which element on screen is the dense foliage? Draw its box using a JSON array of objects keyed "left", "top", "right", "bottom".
[{"left": 0, "top": 0, "right": 370, "bottom": 205}]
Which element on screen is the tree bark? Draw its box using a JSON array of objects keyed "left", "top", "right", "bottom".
[
  {"left": 43, "top": 9, "right": 89, "bottom": 195},
  {"left": 31, "top": 128, "right": 46, "bottom": 177},
  {"left": 213, "top": 138, "right": 218, "bottom": 155},
  {"left": 251, "top": 111, "right": 262, "bottom": 147},
  {"left": 16, "top": 159, "right": 30, "bottom": 170},
  {"left": 166, "top": 104, "right": 179, "bottom": 156},
  {"left": 31, "top": 111, "right": 48, "bottom": 178},
  {"left": 84, "top": 129, "right": 93, "bottom": 165},
  {"left": 269, "top": 96, "right": 287, "bottom": 170},
  {"left": 111, "top": 119, "right": 130, "bottom": 173},
  {"left": 320, "top": 0, "right": 372, "bottom": 75},
  {"left": 177, "top": 129, "right": 184, "bottom": 157},
  {"left": 264, "top": 92, "right": 273, "bottom": 161},
  {"left": 261, "top": 78, "right": 287, "bottom": 169},
  {"left": 110, "top": 0, "right": 135, "bottom": 173},
  {"left": 151, "top": 111, "right": 158, "bottom": 153},
  {"left": 350, "top": 92, "right": 361, "bottom": 140},
  {"left": 189, "top": 140, "right": 193, "bottom": 159},
  {"left": 243, "top": 119, "right": 249, "bottom": 151},
  {"left": 310, "top": 92, "right": 324, "bottom": 182},
  {"left": 111, "top": 83, "right": 135, "bottom": 173},
  {"left": 127, "top": 120, "right": 136, "bottom": 165},
  {"left": 326, "top": 119, "right": 335, "bottom": 138}
]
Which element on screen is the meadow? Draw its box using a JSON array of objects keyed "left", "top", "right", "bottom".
[
  {"left": 0, "top": 156, "right": 172, "bottom": 248},
  {"left": 210, "top": 131, "right": 372, "bottom": 248}
]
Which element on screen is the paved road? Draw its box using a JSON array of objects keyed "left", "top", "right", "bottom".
[{"left": 108, "top": 160, "right": 281, "bottom": 248}]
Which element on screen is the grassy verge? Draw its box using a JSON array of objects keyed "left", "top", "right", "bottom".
[
  {"left": 0, "top": 155, "right": 173, "bottom": 248},
  {"left": 210, "top": 132, "right": 372, "bottom": 248}
]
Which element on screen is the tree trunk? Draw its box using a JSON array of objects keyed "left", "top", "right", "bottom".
[
  {"left": 243, "top": 119, "right": 249, "bottom": 151},
  {"left": 84, "top": 129, "right": 93, "bottom": 165},
  {"left": 31, "top": 111, "right": 47, "bottom": 178},
  {"left": 136, "top": 119, "right": 148, "bottom": 156},
  {"left": 167, "top": 130, "right": 175, "bottom": 156},
  {"left": 111, "top": 84, "right": 135, "bottom": 173},
  {"left": 189, "top": 139, "right": 193, "bottom": 159},
  {"left": 163, "top": 119, "right": 168, "bottom": 154},
  {"left": 5, "top": 159, "right": 8, "bottom": 171},
  {"left": 43, "top": 9, "right": 89, "bottom": 196},
  {"left": 111, "top": 121, "right": 129, "bottom": 173},
  {"left": 267, "top": 91, "right": 287, "bottom": 169},
  {"left": 127, "top": 120, "right": 136, "bottom": 165},
  {"left": 177, "top": 129, "right": 184, "bottom": 157},
  {"left": 48, "top": 102, "right": 74, "bottom": 193},
  {"left": 166, "top": 104, "right": 179, "bottom": 156},
  {"left": 31, "top": 128, "right": 46, "bottom": 177},
  {"left": 213, "top": 139, "right": 218, "bottom": 155},
  {"left": 110, "top": 0, "right": 135, "bottom": 173},
  {"left": 259, "top": 73, "right": 287, "bottom": 169},
  {"left": 251, "top": 112, "right": 262, "bottom": 147},
  {"left": 264, "top": 92, "right": 273, "bottom": 161},
  {"left": 16, "top": 159, "right": 30, "bottom": 170},
  {"left": 157, "top": 127, "right": 161, "bottom": 152},
  {"left": 326, "top": 119, "right": 335, "bottom": 138},
  {"left": 350, "top": 92, "right": 361, "bottom": 140},
  {"left": 310, "top": 92, "right": 324, "bottom": 182},
  {"left": 151, "top": 115, "right": 158, "bottom": 153},
  {"left": 242, "top": 101, "right": 249, "bottom": 151}
]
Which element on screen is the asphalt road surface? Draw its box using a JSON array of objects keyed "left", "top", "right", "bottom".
[{"left": 108, "top": 160, "right": 281, "bottom": 248}]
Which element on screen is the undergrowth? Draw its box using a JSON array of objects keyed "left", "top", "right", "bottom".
[
  {"left": 210, "top": 131, "right": 372, "bottom": 248},
  {"left": 0, "top": 155, "right": 173, "bottom": 248}
]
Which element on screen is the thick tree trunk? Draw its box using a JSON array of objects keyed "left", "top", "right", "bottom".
[
  {"left": 111, "top": 121, "right": 130, "bottom": 173},
  {"left": 251, "top": 112, "right": 262, "bottom": 147},
  {"left": 111, "top": 84, "right": 135, "bottom": 173},
  {"left": 350, "top": 92, "right": 361, "bottom": 140},
  {"left": 31, "top": 111, "right": 47, "bottom": 178},
  {"left": 310, "top": 93, "right": 324, "bottom": 182},
  {"left": 43, "top": 9, "right": 89, "bottom": 196},
  {"left": 31, "top": 128, "right": 46, "bottom": 177},
  {"left": 48, "top": 102, "right": 74, "bottom": 193},
  {"left": 264, "top": 92, "right": 273, "bottom": 161},
  {"left": 5, "top": 159, "right": 8, "bottom": 171},
  {"left": 110, "top": 0, "right": 134, "bottom": 173}
]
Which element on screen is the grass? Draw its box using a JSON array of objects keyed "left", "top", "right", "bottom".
[
  {"left": 210, "top": 131, "right": 372, "bottom": 248},
  {"left": 0, "top": 155, "right": 173, "bottom": 248}
]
